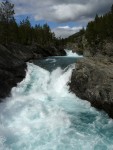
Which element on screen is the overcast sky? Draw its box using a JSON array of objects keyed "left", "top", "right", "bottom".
[{"left": 1, "top": 0, "right": 113, "bottom": 38}]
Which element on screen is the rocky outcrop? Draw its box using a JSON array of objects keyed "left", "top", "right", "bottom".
[
  {"left": 6, "top": 43, "right": 66, "bottom": 61},
  {"left": 0, "top": 44, "right": 26, "bottom": 99},
  {"left": 0, "top": 43, "right": 66, "bottom": 100},
  {"left": 83, "top": 39, "right": 113, "bottom": 57},
  {"left": 70, "top": 57, "right": 113, "bottom": 118},
  {"left": 66, "top": 34, "right": 113, "bottom": 57},
  {"left": 101, "top": 40, "right": 113, "bottom": 56}
]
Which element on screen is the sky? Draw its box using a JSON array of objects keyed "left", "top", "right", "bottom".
[{"left": 1, "top": 0, "right": 113, "bottom": 38}]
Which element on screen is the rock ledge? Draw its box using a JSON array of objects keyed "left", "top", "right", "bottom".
[{"left": 70, "top": 57, "right": 113, "bottom": 118}]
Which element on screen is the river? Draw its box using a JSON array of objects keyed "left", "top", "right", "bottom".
[{"left": 0, "top": 50, "right": 113, "bottom": 150}]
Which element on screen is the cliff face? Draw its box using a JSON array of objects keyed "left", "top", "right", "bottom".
[
  {"left": 68, "top": 14, "right": 113, "bottom": 117},
  {"left": 67, "top": 5, "right": 113, "bottom": 118},
  {"left": 0, "top": 43, "right": 66, "bottom": 100},
  {"left": 0, "top": 44, "right": 26, "bottom": 99},
  {"left": 70, "top": 41, "right": 113, "bottom": 118},
  {"left": 83, "top": 40, "right": 113, "bottom": 57},
  {"left": 65, "top": 30, "right": 113, "bottom": 57}
]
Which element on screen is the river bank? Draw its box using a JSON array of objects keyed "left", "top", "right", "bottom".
[
  {"left": 1, "top": 55, "right": 113, "bottom": 150},
  {"left": 70, "top": 54, "right": 113, "bottom": 118},
  {"left": 0, "top": 43, "right": 66, "bottom": 100}
]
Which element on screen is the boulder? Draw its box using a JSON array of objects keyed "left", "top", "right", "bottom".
[
  {"left": 0, "top": 44, "right": 26, "bottom": 99},
  {"left": 70, "top": 57, "right": 113, "bottom": 118}
]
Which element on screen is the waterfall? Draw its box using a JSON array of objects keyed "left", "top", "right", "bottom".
[{"left": 65, "top": 49, "right": 82, "bottom": 57}]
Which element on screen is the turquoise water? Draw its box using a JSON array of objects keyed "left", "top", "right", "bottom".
[{"left": 0, "top": 53, "right": 113, "bottom": 150}]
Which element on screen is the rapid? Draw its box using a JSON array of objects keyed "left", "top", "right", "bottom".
[{"left": 0, "top": 50, "right": 113, "bottom": 150}]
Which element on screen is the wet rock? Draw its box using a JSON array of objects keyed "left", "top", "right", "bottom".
[
  {"left": 0, "top": 44, "right": 26, "bottom": 99},
  {"left": 70, "top": 57, "right": 113, "bottom": 118},
  {"left": 0, "top": 43, "right": 66, "bottom": 100}
]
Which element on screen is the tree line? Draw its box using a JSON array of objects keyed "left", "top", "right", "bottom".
[
  {"left": 85, "top": 5, "right": 113, "bottom": 45},
  {"left": 1, "top": 0, "right": 112, "bottom": 48},
  {"left": 0, "top": 0, "right": 60, "bottom": 46},
  {"left": 63, "top": 5, "right": 113, "bottom": 48}
]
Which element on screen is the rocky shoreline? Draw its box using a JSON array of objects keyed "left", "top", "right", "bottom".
[
  {"left": 70, "top": 56, "right": 113, "bottom": 118},
  {"left": 1, "top": 41, "right": 113, "bottom": 119},
  {"left": 0, "top": 43, "right": 66, "bottom": 100}
]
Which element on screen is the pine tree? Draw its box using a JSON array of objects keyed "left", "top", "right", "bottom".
[
  {"left": 95, "top": 14, "right": 99, "bottom": 22},
  {"left": 111, "top": 4, "right": 113, "bottom": 14},
  {"left": 19, "top": 17, "right": 32, "bottom": 45},
  {"left": 0, "top": 0, "right": 15, "bottom": 44}
]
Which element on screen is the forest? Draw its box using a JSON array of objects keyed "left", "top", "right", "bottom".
[
  {"left": 85, "top": 5, "right": 113, "bottom": 45},
  {"left": 0, "top": 0, "right": 113, "bottom": 48},
  {"left": 0, "top": 0, "right": 61, "bottom": 46},
  {"left": 64, "top": 5, "right": 113, "bottom": 47}
]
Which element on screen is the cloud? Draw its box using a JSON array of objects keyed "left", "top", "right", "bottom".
[
  {"left": 52, "top": 26, "right": 83, "bottom": 38},
  {"left": 1, "top": 0, "right": 112, "bottom": 38},
  {"left": 9, "top": 0, "right": 113, "bottom": 23},
  {"left": 5, "top": 0, "right": 113, "bottom": 38}
]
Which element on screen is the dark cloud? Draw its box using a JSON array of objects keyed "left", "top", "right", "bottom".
[
  {"left": 1, "top": 0, "right": 112, "bottom": 37},
  {"left": 10, "top": 0, "right": 113, "bottom": 23},
  {"left": 51, "top": 0, "right": 90, "bottom": 5},
  {"left": 0, "top": 0, "right": 112, "bottom": 21}
]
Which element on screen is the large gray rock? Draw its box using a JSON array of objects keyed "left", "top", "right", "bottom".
[
  {"left": 6, "top": 43, "right": 66, "bottom": 61},
  {"left": 0, "top": 43, "right": 66, "bottom": 100},
  {"left": 0, "top": 44, "right": 26, "bottom": 99},
  {"left": 70, "top": 57, "right": 113, "bottom": 118},
  {"left": 83, "top": 40, "right": 113, "bottom": 57},
  {"left": 102, "top": 40, "right": 113, "bottom": 56}
]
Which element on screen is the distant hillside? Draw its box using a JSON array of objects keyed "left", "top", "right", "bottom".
[
  {"left": 64, "top": 28, "right": 85, "bottom": 43},
  {"left": 86, "top": 5, "right": 113, "bottom": 45},
  {"left": 63, "top": 4, "right": 113, "bottom": 56},
  {"left": 62, "top": 29, "right": 85, "bottom": 55}
]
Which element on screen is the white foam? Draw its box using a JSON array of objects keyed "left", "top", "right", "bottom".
[
  {"left": 65, "top": 49, "right": 83, "bottom": 57},
  {"left": 0, "top": 63, "right": 113, "bottom": 150},
  {"left": 45, "top": 58, "right": 57, "bottom": 63}
]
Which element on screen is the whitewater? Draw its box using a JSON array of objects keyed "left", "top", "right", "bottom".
[{"left": 0, "top": 51, "right": 113, "bottom": 150}]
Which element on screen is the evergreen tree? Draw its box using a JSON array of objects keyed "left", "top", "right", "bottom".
[
  {"left": 0, "top": 0, "right": 14, "bottom": 23},
  {"left": 95, "top": 14, "right": 99, "bottom": 22},
  {"left": 0, "top": 0, "right": 15, "bottom": 44},
  {"left": 19, "top": 17, "right": 32, "bottom": 44},
  {"left": 0, "top": 0, "right": 58, "bottom": 46},
  {"left": 111, "top": 4, "right": 113, "bottom": 14},
  {"left": 9, "top": 17, "right": 18, "bottom": 43},
  {"left": 85, "top": 4, "right": 113, "bottom": 45}
]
